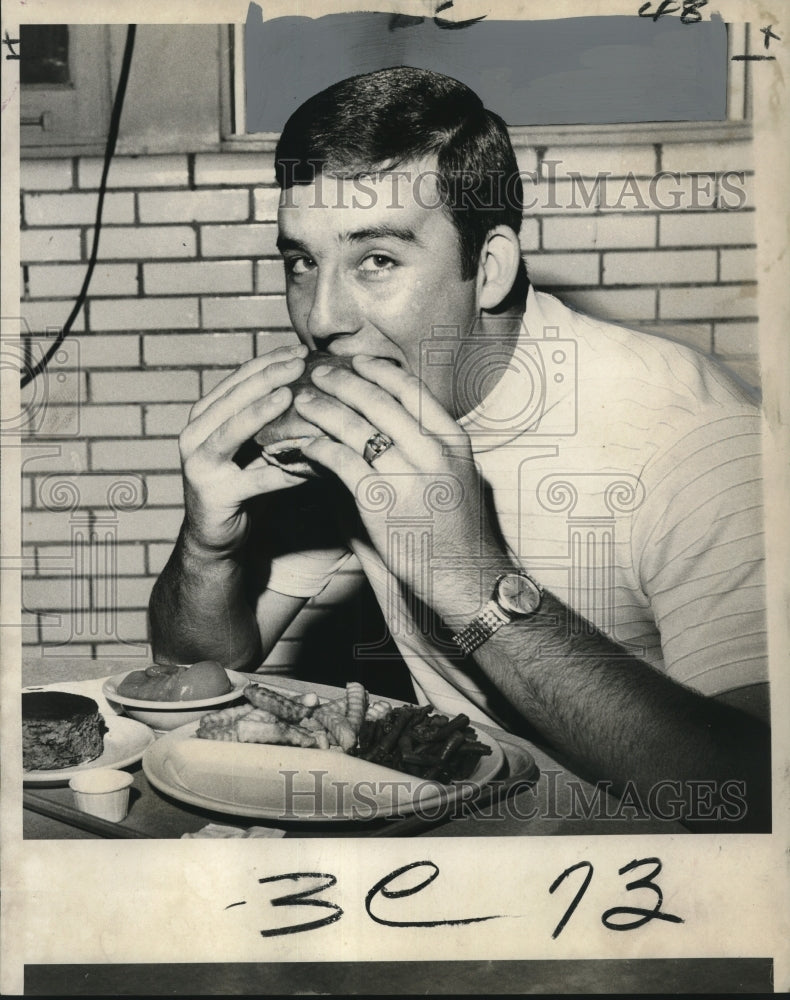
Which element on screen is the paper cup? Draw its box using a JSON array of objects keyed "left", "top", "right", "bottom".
[{"left": 69, "top": 768, "right": 134, "bottom": 822}]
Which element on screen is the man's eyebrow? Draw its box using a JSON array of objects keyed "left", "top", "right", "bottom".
[
  {"left": 276, "top": 235, "right": 308, "bottom": 254},
  {"left": 345, "top": 225, "right": 422, "bottom": 246}
]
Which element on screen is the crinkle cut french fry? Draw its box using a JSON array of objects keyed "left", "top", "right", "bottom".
[
  {"left": 244, "top": 682, "right": 311, "bottom": 723},
  {"left": 236, "top": 709, "right": 318, "bottom": 747},
  {"left": 197, "top": 703, "right": 255, "bottom": 733},
  {"left": 312, "top": 704, "right": 357, "bottom": 751},
  {"left": 345, "top": 681, "right": 367, "bottom": 736},
  {"left": 365, "top": 700, "right": 392, "bottom": 722}
]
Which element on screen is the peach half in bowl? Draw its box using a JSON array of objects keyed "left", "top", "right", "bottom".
[{"left": 102, "top": 662, "right": 248, "bottom": 732}]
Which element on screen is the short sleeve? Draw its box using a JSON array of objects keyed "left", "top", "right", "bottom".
[{"left": 632, "top": 413, "right": 767, "bottom": 696}]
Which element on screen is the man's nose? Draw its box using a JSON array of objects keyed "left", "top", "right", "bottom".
[{"left": 306, "top": 269, "right": 361, "bottom": 350}]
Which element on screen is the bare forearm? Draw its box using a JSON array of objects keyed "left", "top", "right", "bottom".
[
  {"left": 149, "top": 522, "right": 263, "bottom": 670},
  {"left": 458, "top": 590, "right": 770, "bottom": 830}
]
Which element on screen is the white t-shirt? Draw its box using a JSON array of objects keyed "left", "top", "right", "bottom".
[{"left": 267, "top": 289, "right": 767, "bottom": 725}]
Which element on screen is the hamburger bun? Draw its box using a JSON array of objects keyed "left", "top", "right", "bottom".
[{"left": 255, "top": 352, "right": 355, "bottom": 478}]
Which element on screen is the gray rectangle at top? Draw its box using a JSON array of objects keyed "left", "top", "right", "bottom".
[{"left": 245, "top": 6, "right": 728, "bottom": 133}]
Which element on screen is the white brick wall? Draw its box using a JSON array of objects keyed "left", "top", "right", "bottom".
[{"left": 18, "top": 137, "right": 761, "bottom": 658}]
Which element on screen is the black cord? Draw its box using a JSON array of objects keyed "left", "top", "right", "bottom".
[{"left": 20, "top": 24, "right": 137, "bottom": 389}]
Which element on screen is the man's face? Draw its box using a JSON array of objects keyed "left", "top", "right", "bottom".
[{"left": 276, "top": 162, "right": 479, "bottom": 416}]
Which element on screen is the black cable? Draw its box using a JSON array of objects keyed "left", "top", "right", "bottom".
[{"left": 20, "top": 24, "right": 137, "bottom": 389}]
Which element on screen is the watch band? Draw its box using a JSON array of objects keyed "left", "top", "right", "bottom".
[{"left": 451, "top": 602, "right": 509, "bottom": 656}]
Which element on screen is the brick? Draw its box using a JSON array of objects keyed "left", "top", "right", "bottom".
[
  {"left": 661, "top": 141, "right": 754, "bottom": 174},
  {"left": 21, "top": 159, "right": 74, "bottom": 190},
  {"left": 202, "top": 296, "right": 290, "bottom": 329},
  {"left": 108, "top": 610, "right": 150, "bottom": 642},
  {"left": 90, "top": 370, "right": 199, "bottom": 403},
  {"left": 559, "top": 288, "right": 657, "bottom": 322},
  {"left": 33, "top": 473, "right": 148, "bottom": 510},
  {"left": 23, "top": 577, "right": 87, "bottom": 612},
  {"left": 110, "top": 507, "right": 185, "bottom": 542},
  {"left": 515, "top": 147, "right": 539, "bottom": 174},
  {"left": 20, "top": 299, "right": 85, "bottom": 334},
  {"left": 88, "top": 297, "right": 199, "bottom": 332},
  {"left": 23, "top": 510, "right": 82, "bottom": 543},
  {"left": 97, "top": 576, "right": 159, "bottom": 610},
  {"left": 71, "top": 335, "right": 141, "bottom": 369},
  {"left": 603, "top": 250, "right": 716, "bottom": 286},
  {"left": 256, "top": 259, "right": 286, "bottom": 294},
  {"left": 715, "top": 357, "right": 760, "bottom": 389},
  {"left": 27, "top": 264, "right": 139, "bottom": 299},
  {"left": 86, "top": 225, "right": 197, "bottom": 259},
  {"left": 21, "top": 613, "right": 41, "bottom": 645},
  {"left": 720, "top": 248, "right": 756, "bottom": 282},
  {"left": 24, "top": 192, "right": 134, "bottom": 227},
  {"left": 22, "top": 476, "right": 32, "bottom": 508},
  {"left": 636, "top": 322, "right": 713, "bottom": 355},
  {"left": 91, "top": 438, "right": 181, "bottom": 471},
  {"left": 146, "top": 542, "right": 177, "bottom": 575},
  {"left": 33, "top": 404, "right": 142, "bottom": 438},
  {"left": 517, "top": 217, "right": 539, "bottom": 251},
  {"left": 542, "top": 145, "right": 657, "bottom": 179},
  {"left": 143, "top": 261, "right": 252, "bottom": 295},
  {"left": 200, "top": 223, "right": 279, "bottom": 257},
  {"left": 78, "top": 155, "right": 189, "bottom": 189},
  {"left": 138, "top": 189, "right": 250, "bottom": 224},
  {"left": 200, "top": 368, "right": 237, "bottom": 393},
  {"left": 21, "top": 228, "right": 82, "bottom": 262},
  {"left": 543, "top": 215, "right": 656, "bottom": 251},
  {"left": 596, "top": 173, "right": 717, "bottom": 212},
  {"left": 253, "top": 187, "right": 282, "bottom": 221},
  {"left": 143, "top": 331, "right": 253, "bottom": 367},
  {"left": 255, "top": 331, "right": 301, "bottom": 356},
  {"left": 526, "top": 252, "right": 600, "bottom": 287},
  {"left": 95, "top": 640, "right": 153, "bottom": 657},
  {"left": 35, "top": 542, "right": 146, "bottom": 576},
  {"left": 194, "top": 152, "right": 276, "bottom": 186},
  {"left": 659, "top": 211, "right": 755, "bottom": 248},
  {"left": 714, "top": 321, "right": 759, "bottom": 355},
  {"left": 659, "top": 283, "right": 757, "bottom": 321},
  {"left": 20, "top": 443, "right": 88, "bottom": 473},
  {"left": 144, "top": 403, "right": 192, "bottom": 436},
  {"left": 523, "top": 178, "right": 602, "bottom": 213},
  {"left": 143, "top": 475, "right": 184, "bottom": 506}
]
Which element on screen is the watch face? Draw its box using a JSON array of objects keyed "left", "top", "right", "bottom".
[{"left": 496, "top": 572, "right": 542, "bottom": 616}]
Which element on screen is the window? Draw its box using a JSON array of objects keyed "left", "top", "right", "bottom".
[{"left": 20, "top": 25, "right": 112, "bottom": 150}]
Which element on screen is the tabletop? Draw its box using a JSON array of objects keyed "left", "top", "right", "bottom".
[{"left": 21, "top": 655, "right": 687, "bottom": 839}]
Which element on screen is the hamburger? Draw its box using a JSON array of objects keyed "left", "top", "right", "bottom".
[{"left": 254, "top": 351, "right": 355, "bottom": 478}]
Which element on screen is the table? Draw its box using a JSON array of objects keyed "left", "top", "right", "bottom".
[{"left": 22, "top": 656, "right": 687, "bottom": 839}]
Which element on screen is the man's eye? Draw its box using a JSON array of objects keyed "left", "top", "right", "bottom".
[
  {"left": 359, "top": 254, "right": 395, "bottom": 274},
  {"left": 284, "top": 256, "right": 315, "bottom": 276}
]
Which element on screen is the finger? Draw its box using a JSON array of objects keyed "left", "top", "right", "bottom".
[
  {"left": 352, "top": 355, "right": 459, "bottom": 438},
  {"left": 194, "top": 384, "right": 296, "bottom": 463},
  {"left": 189, "top": 344, "right": 307, "bottom": 421},
  {"left": 299, "top": 435, "right": 371, "bottom": 491},
  {"left": 292, "top": 389, "right": 384, "bottom": 460},
  {"left": 181, "top": 357, "right": 305, "bottom": 455},
  {"left": 309, "top": 360, "right": 428, "bottom": 454},
  {"left": 234, "top": 458, "right": 310, "bottom": 500}
]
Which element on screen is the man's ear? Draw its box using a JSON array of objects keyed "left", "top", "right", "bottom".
[{"left": 476, "top": 226, "right": 522, "bottom": 311}]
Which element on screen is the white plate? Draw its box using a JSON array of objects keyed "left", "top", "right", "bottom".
[
  {"left": 143, "top": 721, "right": 505, "bottom": 821},
  {"left": 23, "top": 714, "right": 155, "bottom": 786},
  {"left": 102, "top": 668, "right": 248, "bottom": 710}
]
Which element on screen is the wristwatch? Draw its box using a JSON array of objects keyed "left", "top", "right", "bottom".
[{"left": 451, "top": 570, "right": 543, "bottom": 656}]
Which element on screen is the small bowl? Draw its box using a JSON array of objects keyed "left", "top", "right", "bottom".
[{"left": 103, "top": 669, "right": 248, "bottom": 731}]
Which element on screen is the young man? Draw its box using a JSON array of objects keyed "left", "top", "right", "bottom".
[{"left": 150, "top": 67, "right": 770, "bottom": 828}]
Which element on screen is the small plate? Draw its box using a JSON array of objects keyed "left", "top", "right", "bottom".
[
  {"left": 102, "top": 669, "right": 249, "bottom": 710},
  {"left": 143, "top": 721, "right": 505, "bottom": 821},
  {"left": 24, "top": 715, "right": 154, "bottom": 786}
]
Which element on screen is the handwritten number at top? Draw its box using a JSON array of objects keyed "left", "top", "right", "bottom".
[{"left": 638, "top": 0, "right": 708, "bottom": 23}]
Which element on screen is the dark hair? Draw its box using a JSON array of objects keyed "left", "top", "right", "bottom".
[{"left": 275, "top": 66, "right": 528, "bottom": 311}]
